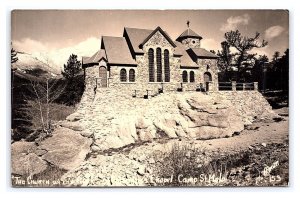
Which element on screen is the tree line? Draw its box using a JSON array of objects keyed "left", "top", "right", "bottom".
[
  {"left": 11, "top": 50, "right": 84, "bottom": 141},
  {"left": 215, "top": 30, "right": 288, "bottom": 93}
]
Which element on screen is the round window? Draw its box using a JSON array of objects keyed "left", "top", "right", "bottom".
[{"left": 192, "top": 40, "right": 196, "bottom": 44}]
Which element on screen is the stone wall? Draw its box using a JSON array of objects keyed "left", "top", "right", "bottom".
[
  {"left": 181, "top": 37, "right": 201, "bottom": 49},
  {"left": 197, "top": 58, "right": 219, "bottom": 91}
]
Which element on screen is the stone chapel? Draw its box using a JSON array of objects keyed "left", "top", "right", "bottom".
[{"left": 82, "top": 23, "right": 219, "bottom": 94}]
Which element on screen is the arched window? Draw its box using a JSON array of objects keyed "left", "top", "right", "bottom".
[
  {"left": 99, "top": 66, "right": 107, "bottom": 87},
  {"left": 182, "top": 70, "right": 188, "bottom": 82},
  {"left": 156, "top": 48, "right": 162, "bottom": 82},
  {"left": 204, "top": 72, "right": 212, "bottom": 82},
  {"left": 164, "top": 49, "right": 170, "bottom": 82},
  {"left": 190, "top": 71, "right": 195, "bottom": 82},
  {"left": 148, "top": 48, "right": 154, "bottom": 82},
  {"left": 129, "top": 69, "right": 135, "bottom": 82},
  {"left": 120, "top": 68, "right": 127, "bottom": 82}
]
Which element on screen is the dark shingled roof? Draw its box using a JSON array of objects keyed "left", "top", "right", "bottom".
[
  {"left": 101, "top": 36, "right": 137, "bottom": 65},
  {"left": 82, "top": 49, "right": 107, "bottom": 64},
  {"left": 189, "top": 48, "right": 219, "bottom": 59},
  {"left": 176, "top": 28, "right": 203, "bottom": 41},
  {"left": 124, "top": 27, "right": 153, "bottom": 54},
  {"left": 139, "top": 26, "right": 176, "bottom": 48},
  {"left": 82, "top": 56, "right": 90, "bottom": 65},
  {"left": 174, "top": 41, "right": 185, "bottom": 56},
  {"left": 174, "top": 41, "right": 198, "bottom": 68}
]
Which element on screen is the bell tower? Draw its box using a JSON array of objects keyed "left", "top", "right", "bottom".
[{"left": 176, "top": 21, "right": 203, "bottom": 49}]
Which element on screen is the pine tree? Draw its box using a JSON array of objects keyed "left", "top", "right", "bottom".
[
  {"left": 11, "top": 48, "right": 18, "bottom": 64},
  {"left": 62, "top": 54, "right": 82, "bottom": 79},
  {"left": 223, "top": 30, "right": 268, "bottom": 81}
]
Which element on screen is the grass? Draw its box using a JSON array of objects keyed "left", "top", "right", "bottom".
[
  {"left": 14, "top": 101, "right": 76, "bottom": 141},
  {"left": 151, "top": 141, "right": 289, "bottom": 186}
]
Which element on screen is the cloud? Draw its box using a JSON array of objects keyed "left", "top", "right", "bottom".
[
  {"left": 265, "top": 25, "right": 285, "bottom": 39},
  {"left": 13, "top": 38, "right": 50, "bottom": 53},
  {"left": 45, "top": 37, "right": 100, "bottom": 70},
  {"left": 12, "top": 37, "right": 100, "bottom": 72},
  {"left": 220, "top": 14, "right": 250, "bottom": 32},
  {"left": 201, "top": 38, "right": 220, "bottom": 51}
]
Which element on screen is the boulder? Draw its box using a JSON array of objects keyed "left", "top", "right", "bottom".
[
  {"left": 60, "top": 121, "right": 84, "bottom": 131},
  {"left": 116, "top": 119, "right": 137, "bottom": 144},
  {"left": 66, "top": 112, "right": 82, "bottom": 122},
  {"left": 153, "top": 115, "right": 178, "bottom": 138},
  {"left": 34, "top": 149, "right": 48, "bottom": 156},
  {"left": 11, "top": 141, "right": 48, "bottom": 176},
  {"left": 135, "top": 117, "right": 152, "bottom": 129},
  {"left": 80, "top": 130, "right": 93, "bottom": 138},
  {"left": 177, "top": 96, "right": 244, "bottom": 139},
  {"left": 91, "top": 145, "right": 101, "bottom": 152},
  {"left": 39, "top": 127, "right": 92, "bottom": 170}
]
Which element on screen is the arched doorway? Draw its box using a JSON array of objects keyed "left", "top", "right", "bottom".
[
  {"left": 99, "top": 66, "right": 107, "bottom": 87},
  {"left": 204, "top": 72, "right": 212, "bottom": 91}
]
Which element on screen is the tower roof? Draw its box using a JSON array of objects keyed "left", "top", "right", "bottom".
[{"left": 176, "top": 28, "right": 203, "bottom": 41}]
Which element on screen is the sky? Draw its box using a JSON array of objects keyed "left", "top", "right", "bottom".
[{"left": 11, "top": 10, "right": 289, "bottom": 70}]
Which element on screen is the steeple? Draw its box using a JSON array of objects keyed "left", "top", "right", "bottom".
[{"left": 176, "top": 21, "right": 203, "bottom": 49}]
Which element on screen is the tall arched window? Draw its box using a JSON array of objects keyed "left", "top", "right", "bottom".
[
  {"left": 190, "top": 71, "right": 195, "bottom": 82},
  {"left": 164, "top": 49, "right": 170, "bottom": 82},
  {"left": 148, "top": 48, "right": 154, "bottom": 82},
  {"left": 182, "top": 70, "right": 188, "bottom": 82},
  {"left": 156, "top": 48, "right": 162, "bottom": 82},
  {"left": 129, "top": 69, "right": 135, "bottom": 82},
  {"left": 120, "top": 68, "right": 127, "bottom": 82}
]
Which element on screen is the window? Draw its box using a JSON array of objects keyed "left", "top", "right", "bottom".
[
  {"left": 129, "top": 69, "right": 135, "bottom": 82},
  {"left": 182, "top": 70, "right": 188, "bottom": 82},
  {"left": 120, "top": 68, "right": 127, "bottom": 82},
  {"left": 148, "top": 48, "right": 154, "bottom": 82},
  {"left": 164, "top": 49, "right": 170, "bottom": 82},
  {"left": 190, "top": 71, "right": 195, "bottom": 82},
  {"left": 204, "top": 72, "right": 212, "bottom": 82},
  {"left": 156, "top": 48, "right": 162, "bottom": 82}
]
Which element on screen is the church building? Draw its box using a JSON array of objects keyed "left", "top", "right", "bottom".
[{"left": 82, "top": 22, "right": 219, "bottom": 94}]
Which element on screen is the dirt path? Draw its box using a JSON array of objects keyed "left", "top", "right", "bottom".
[{"left": 199, "top": 118, "right": 288, "bottom": 154}]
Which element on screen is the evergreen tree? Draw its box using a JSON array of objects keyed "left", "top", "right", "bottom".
[
  {"left": 62, "top": 54, "right": 82, "bottom": 79},
  {"left": 223, "top": 30, "right": 268, "bottom": 81},
  {"left": 61, "top": 54, "right": 84, "bottom": 106},
  {"left": 11, "top": 48, "right": 18, "bottom": 64}
]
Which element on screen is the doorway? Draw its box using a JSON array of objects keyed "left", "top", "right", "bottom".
[
  {"left": 99, "top": 66, "right": 107, "bottom": 87},
  {"left": 204, "top": 72, "right": 212, "bottom": 91}
]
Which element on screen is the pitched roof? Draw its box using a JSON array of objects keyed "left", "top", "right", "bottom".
[
  {"left": 140, "top": 26, "right": 176, "bottom": 48},
  {"left": 82, "top": 49, "right": 107, "bottom": 64},
  {"left": 189, "top": 48, "right": 219, "bottom": 59},
  {"left": 124, "top": 27, "right": 153, "bottom": 54},
  {"left": 180, "top": 52, "right": 199, "bottom": 68},
  {"left": 101, "top": 36, "right": 137, "bottom": 65},
  {"left": 176, "top": 28, "right": 203, "bottom": 41},
  {"left": 174, "top": 41, "right": 185, "bottom": 56},
  {"left": 82, "top": 56, "right": 90, "bottom": 65},
  {"left": 174, "top": 41, "right": 198, "bottom": 68}
]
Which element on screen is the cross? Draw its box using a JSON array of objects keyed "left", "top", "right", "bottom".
[{"left": 187, "top": 20, "right": 190, "bottom": 28}]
